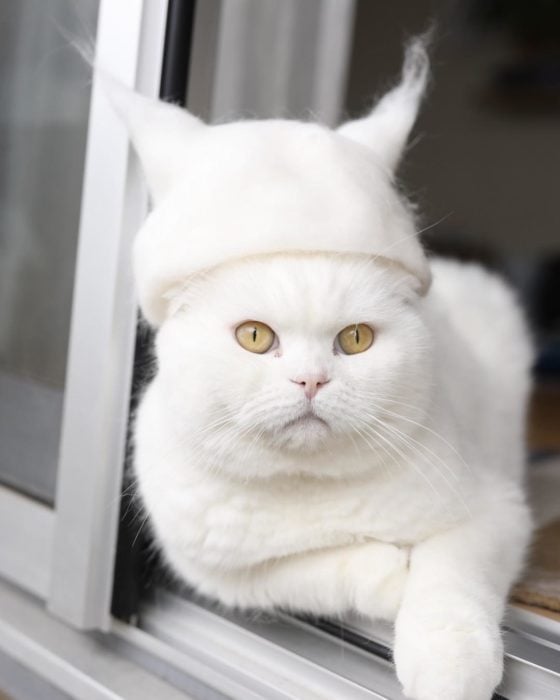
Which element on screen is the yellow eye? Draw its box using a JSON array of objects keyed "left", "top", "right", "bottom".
[
  {"left": 235, "top": 321, "right": 276, "bottom": 354},
  {"left": 337, "top": 323, "right": 374, "bottom": 355}
]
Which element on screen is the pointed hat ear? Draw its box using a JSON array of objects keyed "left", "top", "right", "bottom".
[
  {"left": 337, "top": 35, "right": 430, "bottom": 174},
  {"left": 102, "top": 74, "right": 205, "bottom": 203}
]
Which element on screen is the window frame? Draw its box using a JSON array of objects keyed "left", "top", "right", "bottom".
[
  {"left": 47, "top": 0, "right": 169, "bottom": 632},
  {"left": 119, "top": 589, "right": 560, "bottom": 700},
  {"left": 0, "top": 485, "right": 53, "bottom": 598},
  {"left": 0, "top": 0, "right": 168, "bottom": 629}
]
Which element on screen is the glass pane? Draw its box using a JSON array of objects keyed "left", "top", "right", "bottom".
[{"left": 0, "top": 1, "right": 99, "bottom": 503}]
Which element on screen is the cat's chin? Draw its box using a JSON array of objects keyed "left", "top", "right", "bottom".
[{"left": 270, "top": 414, "right": 332, "bottom": 453}]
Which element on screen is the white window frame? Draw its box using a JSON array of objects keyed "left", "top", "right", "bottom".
[
  {"left": 0, "top": 0, "right": 169, "bottom": 629},
  {"left": 127, "top": 589, "right": 560, "bottom": 700}
]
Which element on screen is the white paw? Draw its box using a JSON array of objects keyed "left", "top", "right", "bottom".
[
  {"left": 353, "top": 543, "right": 409, "bottom": 621},
  {"left": 394, "top": 602, "right": 503, "bottom": 700}
]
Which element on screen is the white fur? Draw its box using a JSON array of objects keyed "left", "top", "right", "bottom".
[
  {"left": 105, "top": 40, "right": 432, "bottom": 326},
  {"left": 338, "top": 35, "right": 430, "bottom": 172},
  {"left": 119, "top": 40, "right": 533, "bottom": 700}
]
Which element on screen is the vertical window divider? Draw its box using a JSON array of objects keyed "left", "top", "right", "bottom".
[{"left": 48, "top": 0, "right": 168, "bottom": 631}]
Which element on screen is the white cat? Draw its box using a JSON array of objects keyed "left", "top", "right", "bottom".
[{"left": 112, "top": 39, "right": 533, "bottom": 700}]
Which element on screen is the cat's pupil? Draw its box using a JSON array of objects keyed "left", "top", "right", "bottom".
[
  {"left": 252, "top": 327, "right": 257, "bottom": 343},
  {"left": 355, "top": 326, "right": 360, "bottom": 345}
]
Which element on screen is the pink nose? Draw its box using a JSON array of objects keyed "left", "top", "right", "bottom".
[{"left": 290, "top": 374, "right": 330, "bottom": 400}]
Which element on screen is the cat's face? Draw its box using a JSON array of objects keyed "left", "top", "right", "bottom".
[{"left": 155, "top": 254, "right": 432, "bottom": 478}]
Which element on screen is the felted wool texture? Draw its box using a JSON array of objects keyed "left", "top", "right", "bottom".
[{"left": 104, "top": 39, "right": 431, "bottom": 325}]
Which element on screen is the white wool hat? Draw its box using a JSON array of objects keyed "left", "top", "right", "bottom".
[{"left": 109, "top": 39, "right": 431, "bottom": 326}]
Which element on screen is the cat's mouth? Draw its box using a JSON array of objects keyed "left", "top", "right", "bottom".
[
  {"left": 266, "top": 409, "right": 331, "bottom": 451},
  {"left": 283, "top": 410, "right": 328, "bottom": 431}
]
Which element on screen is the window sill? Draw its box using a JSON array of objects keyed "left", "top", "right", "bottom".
[
  {"left": 1, "top": 575, "right": 559, "bottom": 700},
  {"left": 134, "top": 589, "right": 560, "bottom": 700},
  {"left": 0, "top": 578, "right": 193, "bottom": 700}
]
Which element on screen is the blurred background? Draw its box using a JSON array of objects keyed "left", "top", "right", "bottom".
[
  {"left": 345, "top": 0, "right": 560, "bottom": 456},
  {"left": 0, "top": 1, "right": 97, "bottom": 502}
]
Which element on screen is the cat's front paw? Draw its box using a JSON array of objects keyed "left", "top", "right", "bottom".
[
  {"left": 352, "top": 542, "right": 409, "bottom": 621},
  {"left": 394, "top": 601, "right": 503, "bottom": 700}
]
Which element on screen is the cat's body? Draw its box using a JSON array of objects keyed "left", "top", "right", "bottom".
[
  {"left": 135, "top": 255, "right": 532, "bottom": 699},
  {"left": 136, "top": 255, "right": 531, "bottom": 592},
  {"left": 110, "top": 40, "right": 533, "bottom": 700}
]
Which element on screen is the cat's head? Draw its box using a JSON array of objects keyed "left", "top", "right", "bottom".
[
  {"left": 111, "top": 38, "right": 435, "bottom": 477},
  {"left": 155, "top": 253, "right": 432, "bottom": 478},
  {"left": 106, "top": 38, "right": 432, "bottom": 326}
]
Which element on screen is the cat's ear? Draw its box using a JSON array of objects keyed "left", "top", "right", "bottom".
[
  {"left": 337, "top": 36, "right": 429, "bottom": 174},
  {"left": 102, "top": 76, "right": 205, "bottom": 203}
]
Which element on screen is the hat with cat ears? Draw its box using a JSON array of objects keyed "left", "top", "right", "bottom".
[{"left": 104, "top": 37, "right": 431, "bottom": 325}]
